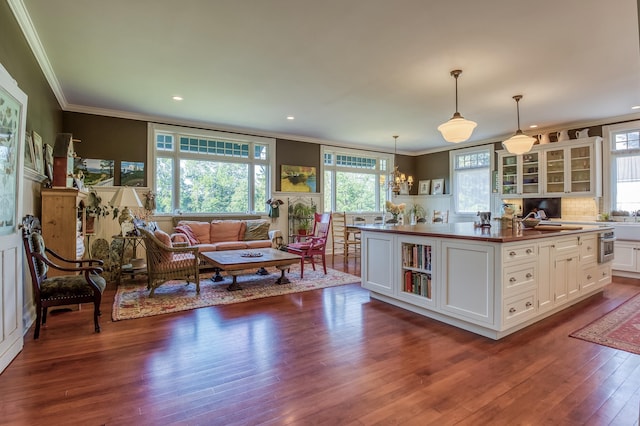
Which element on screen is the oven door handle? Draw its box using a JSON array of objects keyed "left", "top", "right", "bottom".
[{"left": 601, "top": 236, "right": 616, "bottom": 243}]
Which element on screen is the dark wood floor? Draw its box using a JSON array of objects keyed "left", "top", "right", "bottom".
[{"left": 2, "top": 258, "right": 640, "bottom": 425}]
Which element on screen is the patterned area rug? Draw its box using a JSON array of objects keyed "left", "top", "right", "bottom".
[
  {"left": 112, "top": 264, "right": 360, "bottom": 321},
  {"left": 570, "top": 293, "right": 640, "bottom": 355}
]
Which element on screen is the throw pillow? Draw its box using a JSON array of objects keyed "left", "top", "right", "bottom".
[
  {"left": 244, "top": 219, "right": 270, "bottom": 241},
  {"left": 154, "top": 229, "right": 173, "bottom": 262},
  {"left": 174, "top": 225, "right": 199, "bottom": 245}
]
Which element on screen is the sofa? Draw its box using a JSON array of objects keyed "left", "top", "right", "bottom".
[{"left": 170, "top": 218, "right": 280, "bottom": 253}]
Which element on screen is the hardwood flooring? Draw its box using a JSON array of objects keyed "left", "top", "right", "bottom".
[{"left": 1, "top": 259, "right": 639, "bottom": 425}]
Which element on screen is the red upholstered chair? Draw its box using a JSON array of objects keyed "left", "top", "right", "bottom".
[{"left": 286, "top": 213, "right": 332, "bottom": 278}]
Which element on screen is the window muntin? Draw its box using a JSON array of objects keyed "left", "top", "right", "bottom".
[
  {"left": 451, "top": 147, "right": 491, "bottom": 215},
  {"left": 322, "top": 146, "right": 390, "bottom": 213},
  {"left": 610, "top": 128, "right": 640, "bottom": 213},
  {"left": 150, "top": 124, "right": 274, "bottom": 214}
]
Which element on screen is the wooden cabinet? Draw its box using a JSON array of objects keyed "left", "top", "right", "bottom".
[
  {"left": 41, "top": 188, "right": 87, "bottom": 277},
  {"left": 498, "top": 137, "right": 602, "bottom": 198}
]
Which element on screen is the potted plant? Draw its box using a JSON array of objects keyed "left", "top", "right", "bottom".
[
  {"left": 291, "top": 202, "right": 316, "bottom": 235},
  {"left": 85, "top": 189, "right": 116, "bottom": 233}
]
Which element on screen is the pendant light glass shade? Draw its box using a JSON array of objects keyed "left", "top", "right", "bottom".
[
  {"left": 438, "top": 69, "right": 477, "bottom": 143},
  {"left": 502, "top": 95, "right": 535, "bottom": 155}
]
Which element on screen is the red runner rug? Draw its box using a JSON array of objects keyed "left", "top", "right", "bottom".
[{"left": 570, "top": 293, "right": 640, "bottom": 355}]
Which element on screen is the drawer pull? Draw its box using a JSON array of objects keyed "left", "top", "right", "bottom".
[
  {"left": 525, "top": 302, "right": 532, "bottom": 308},
  {"left": 587, "top": 275, "right": 592, "bottom": 280},
  {"left": 509, "top": 251, "right": 516, "bottom": 256},
  {"left": 526, "top": 249, "right": 533, "bottom": 254},
  {"left": 510, "top": 277, "right": 517, "bottom": 283},
  {"left": 602, "top": 271, "right": 607, "bottom": 276},
  {"left": 509, "top": 307, "right": 516, "bottom": 313},
  {"left": 526, "top": 273, "right": 533, "bottom": 278},
  {"left": 587, "top": 246, "right": 592, "bottom": 250}
]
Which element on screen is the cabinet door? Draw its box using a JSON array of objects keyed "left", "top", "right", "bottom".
[
  {"left": 578, "top": 234, "right": 597, "bottom": 265},
  {"left": 361, "top": 231, "right": 395, "bottom": 295},
  {"left": 612, "top": 241, "right": 637, "bottom": 272},
  {"left": 569, "top": 145, "right": 593, "bottom": 194},
  {"left": 537, "top": 241, "right": 554, "bottom": 312},
  {"left": 555, "top": 250, "right": 580, "bottom": 302},
  {"left": 545, "top": 147, "right": 566, "bottom": 195},
  {"left": 521, "top": 152, "right": 541, "bottom": 195},
  {"left": 440, "top": 240, "right": 495, "bottom": 325},
  {"left": 500, "top": 153, "right": 519, "bottom": 196}
]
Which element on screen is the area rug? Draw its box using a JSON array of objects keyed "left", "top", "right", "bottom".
[
  {"left": 570, "top": 293, "right": 640, "bottom": 355},
  {"left": 112, "top": 264, "right": 360, "bottom": 321}
]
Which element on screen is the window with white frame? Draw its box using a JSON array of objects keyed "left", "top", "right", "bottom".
[
  {"left": 450, "top": 146, "right": 492, "bottom": 214},
  {"left": 605, "top": 122, "right": 640, "bottom": 213},
  {"left": 322, "top": 146, "right": 391, "bottom": 213},
  {"left": 149, "top": 123, "right": 275, "bottom": 214}
]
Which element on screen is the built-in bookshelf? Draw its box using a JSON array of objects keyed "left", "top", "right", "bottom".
[{"left": 401, "top": 242, "right": 432, "bottom": 300}]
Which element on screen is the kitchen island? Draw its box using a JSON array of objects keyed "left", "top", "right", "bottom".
[{"left": 360, "top": 222, "right": 613, "bottom": 339}]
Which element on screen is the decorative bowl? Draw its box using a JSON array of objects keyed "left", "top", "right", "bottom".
[{"left": 522, "top": 218, "right": 541, "bottom": 228}]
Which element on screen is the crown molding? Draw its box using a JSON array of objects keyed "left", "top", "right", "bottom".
[{"left": 8, "top": 0, "right": 68, "bottom": 107}]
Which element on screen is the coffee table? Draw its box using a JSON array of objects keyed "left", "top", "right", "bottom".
[{"left": 200, "top": 248, "right": 301, "bottom": 291}]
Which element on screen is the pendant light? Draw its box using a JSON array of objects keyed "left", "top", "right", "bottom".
[
  {"left": 502, "top": 95, "right": 536, "bottom": 155},
  {"left": 437, "top": 69, "right": 477, "bottom": 143}
]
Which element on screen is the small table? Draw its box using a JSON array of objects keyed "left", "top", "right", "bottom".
[
  {"left": 200, "top": 248, "right": 301, "bottom": 291},
  {"left": 113, "top": 235, "right": 146, "bottom": 285}
]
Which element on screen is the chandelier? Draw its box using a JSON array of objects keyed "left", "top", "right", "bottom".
[{"left": 388, "top": 135, "right": 413, "bottom": 195}]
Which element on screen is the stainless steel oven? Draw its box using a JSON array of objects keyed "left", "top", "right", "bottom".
[{"left": 598, "top": 230, "right": 616, "bottom": 263}]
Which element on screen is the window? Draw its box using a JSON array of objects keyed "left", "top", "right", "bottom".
[
  {"left": 604, "top": 122, "right": 640, "bottom": 213},
  {"left": 322, "top": 146, "right": 392, "bottom": 213},
  {"left": 149, "top": 123, "right": 275, "bottom": 214},
  {"left": 450, "top": 146, "right": 492, "bottom": 214}
]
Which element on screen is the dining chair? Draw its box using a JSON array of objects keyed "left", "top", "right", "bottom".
[
  {"left": 330, "top": 212, "right": 360, "bottom": 265},
  {"left": 287, "top": 213, "right": 332, "bottom": 278}
]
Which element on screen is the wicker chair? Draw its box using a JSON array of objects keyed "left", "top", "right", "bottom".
[{"left": 138, "top": 228, "right": 200, "bottom": 296}]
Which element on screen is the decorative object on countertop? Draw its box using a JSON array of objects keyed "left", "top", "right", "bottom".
[
  {"left": 503, "top": 95, "right": 536, "bottom": 155},
  {"left": 385, "top": 200, "right": 406, "bottom": 224},
  {"left": 574, "top": 128, "right": 590, "bottom": 139},
  {"left": 477, "top": 211, "right": 492, "bottom": 227},
  {"left": 438, "top": 69, "right": 477, "bottom": 143}
]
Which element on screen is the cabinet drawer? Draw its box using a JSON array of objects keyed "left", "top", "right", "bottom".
[
  {"left": 504, "top": 262, "right": 537, "bottom": 296},
  {"left": 503, "top": 291, "right": 537, "bottom": 326},
  {"left": 503, "top": 244, "right": 537, "bottom": 263},
  {"left": 597, "top": 264, "right": 612, "bottom": 287},
  {"left": 579, "top": 234, "right": 597, "bottom": 265},
  {"left": 555, "top": 237, "right": 579, "bottom": 253}
]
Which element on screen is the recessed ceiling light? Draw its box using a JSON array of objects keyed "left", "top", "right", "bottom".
[
  {"left": 632, "top": 105, "right": 640, "bottom": 110},
  {"left": 172, "top": 96, "right": 183, "bottom": 101},
  {"left": 286, "top": 116, "right": 295, "bottom": 120},
  {"left": 529, "top": 124, "right": 538, "bottom": 128}
]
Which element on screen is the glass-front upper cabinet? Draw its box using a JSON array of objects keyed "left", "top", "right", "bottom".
[
  {"left": 499, "top": 151, "right": 541, "bottom": 196},
  {"left": 545, "top": 141, "right": 598, "bottom": 196},
  {"left": 545, "top": 148, "right": 565, "bottom": 195}
]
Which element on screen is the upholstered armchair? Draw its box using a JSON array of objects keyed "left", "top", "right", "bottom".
[
  {"left": 22, "top": 215, "right": 106, "bottom": 339},
  {"left": 138, "top": 228, "right": 200, "bottom": 296}
]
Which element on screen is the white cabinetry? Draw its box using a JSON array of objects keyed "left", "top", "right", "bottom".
[
  {"left": 440, "top": 240, "right": 494, "bottom": 325},
  {"left": 498, "top": 136, "right": 602, "bottom": 198},
  {"left": 361, "top": 231, "right": 394, "bottom": 296},
  {"left": 501, "top": 242, "right": 538, "bottom": 326},
  {"left": 612, "top": 240, "right": 640, "bottom": 273}
]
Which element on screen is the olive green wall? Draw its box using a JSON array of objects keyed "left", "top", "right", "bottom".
[
  {"left": 62, "top": 112, "right": 147, "bottom": 185},
  {"left": 0, "top": 1, "right": 62, "bottom": 148},
  {"left": 414, "top": 151, "right": 449, "bottom": 194}
]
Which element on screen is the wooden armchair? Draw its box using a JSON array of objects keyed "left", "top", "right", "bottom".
[
  {"left": 286, "top": 213, "right": 332, "bottom": 278},
  {"left": 138, "top": 228, "right": 200, "bottom": 296},
  {"left": 21, "top": 215, "right": 106, "bottom": 339}
]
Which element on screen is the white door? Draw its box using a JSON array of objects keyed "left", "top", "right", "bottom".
[{"left": 0, "top": 64, "right": 27, "bottom": 373}]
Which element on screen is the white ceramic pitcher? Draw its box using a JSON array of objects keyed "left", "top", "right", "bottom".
[
  {"left": 556, "top": 130, "right": 570, "bottom": 142},
  {"left": 574, "top": 128, "right": 590, "bottom": 139},
  {"left": 537, "top": 133, "right": 551, "bottom": 144}
]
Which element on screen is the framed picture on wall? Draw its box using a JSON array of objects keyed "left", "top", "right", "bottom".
[
  {"left": 32, "top": 131, "right": 44, "bottom": 174},
  {"left": 399, "top": 182, "right": 410, "bottom": 195},
  {"left": 431, "top": 179, "right": 444, "bottom": 195},
  {"left": 24, "top": 132, "right": 35, "bottom": 170},
  {"left": 418, "top": 180, "right": 430, "bottom": 195}
]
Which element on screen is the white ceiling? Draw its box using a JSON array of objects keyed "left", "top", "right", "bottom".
[{"left": 10, "top": 0, "right": 640, "bottom": 154}]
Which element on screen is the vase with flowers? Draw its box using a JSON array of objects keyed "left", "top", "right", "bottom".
[{"left": 385, "top": 201, "right": 406, "bottom": 225}]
